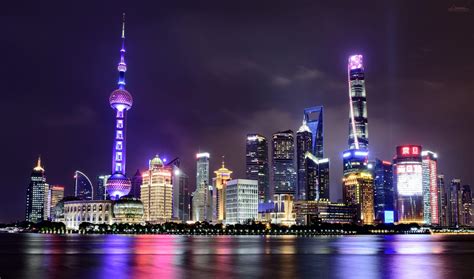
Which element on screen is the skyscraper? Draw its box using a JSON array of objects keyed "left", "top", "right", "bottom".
[
  {"left": 47, "top": 185, "right": 64, "bottom": 220},
  {"left": 74, "top": 171, "right": 94, "bottom": 200},
  {"left": 193, "top": 152, "right": 212, "bottom": 222},
  {"left": 370, "top": 159, "right": 394, "bottom": 222},
  {"left": 140, "top": 155, "right": 173, "bottom": 223},
  {"left": 225, "top": 179, "right": 259, "bottom": 225},
  {"left": 394, "top": 145, "right": 424, "bottom": 224},
  {"left": 96, "top": 175, "right": 110, "bottom": 200},
  {"left": 245, "top": 134, "right": 270, "bottom": 202},
  {"left": 437, "top": 174, "right": 449, "bottom": 227},
  {"left": 296, "top": 119, "right": 312, "bottom": 200},
  {"left": 272, "top": 130, "right": 296, "bottom": 195},
  {"left": 106, "top": 14, "right": 133, "bottom": 200},
  {"left": 422, "top": 151, "right": 439, "bottom": 225},
  {"left": 347, "top": 54, "right": 369, "bottom": 150},
  {"left": 303, "top": 106, "right": 324, "bottom": 158},
  {"left": 212, "top": 159, "right": 232, "bottom": 222},
  {"left": 172, "top": 165, "right": 190, "bottom": 222},
  {"left": 449, "top": 179, "right": 461, "bottom": 227},
  {"left": 460, "top": 185, "right": 472, "bottom": 227},
  {"left": 342, "top": 172, "right": 374, "bottom": 225},
  {"left": 130, "top": 170, "right": 142, "bottom": 199},
  {"left": 26, "top": 157, "right": 48, "bottom": 223},
  {"left": 304, "top": 152, "right": 330, "bottom": 201}
]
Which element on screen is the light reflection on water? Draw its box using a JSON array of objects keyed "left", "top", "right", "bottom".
[{"left": 0, "top": 234, "right": 472, "bottom": 278}]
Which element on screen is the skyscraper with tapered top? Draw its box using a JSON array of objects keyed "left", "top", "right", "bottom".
[
  {"left": 106, "top": 14, "right": 134, "bottom": 200},
  {"left": 26, "top": 157, "right": 48, "bottom": 223}
]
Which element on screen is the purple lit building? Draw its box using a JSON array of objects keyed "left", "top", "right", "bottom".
[{"left": 106, "top": 14, "right": 133, "bottom": 200}]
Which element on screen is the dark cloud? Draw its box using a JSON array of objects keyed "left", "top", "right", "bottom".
[{"left": 1, "top": 1, "right": 473, "bottom": 222}]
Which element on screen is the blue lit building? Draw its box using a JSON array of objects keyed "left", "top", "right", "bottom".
[
  {"left": 303, "top": 106, "right": 324, "bottom": 158},
  {"left": 106, "top": 14, "right": 134, "bottom": 200},
  {"left": 369, "top": 159, "right": 394, "bottom": 222}
]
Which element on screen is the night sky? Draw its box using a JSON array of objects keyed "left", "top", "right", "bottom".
[{"left": 2, "top": 2, "right": 473, "bottom": 222}]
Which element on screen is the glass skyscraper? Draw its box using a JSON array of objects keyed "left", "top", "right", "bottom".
[
  {"left": 272, "top": 130, "right": 296, "bottom": 195},
  {"left": 26, "top": 157, "right": 48, "bottom": 223},
  {"left": 193, "top": 152, "right": 212, "bottom": 222},
  {"left": 296, "top": 120, "right": 312, "bottom": 200},
  {"left": 246, "top": 134, "right": 270, "bottom": 202},
  {"left": 303, "top": 106, "right": 324, "bottom": 158},
  {"left": 347, "top": 54, "right": 368, "bottom": 151},
  {"left": 370, "top": 159, "right": 394, "bottom": 222},
  {"left": 422, "top": 151, "right": 439, "bottom": 225},
  {"left": 74, "top": 171, "right": 94, "bottom": 200}
]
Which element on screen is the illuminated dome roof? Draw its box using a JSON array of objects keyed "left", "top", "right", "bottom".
[
  {"left": 106, "top": 173, "right": 131, "bottom": 200},
  {"left": 113, "top": 196, "right": 144, "bottom": 219},
  {"left": 149, "top": 155, "right": 164, "bottom": 169},
  {"left": 109, "top": 89, "right": 133, "bottom": 110}
]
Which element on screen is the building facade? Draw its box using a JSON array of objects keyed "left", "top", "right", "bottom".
[
  {"left": 342, "top": 172, "right": 374, "bottom": 225},
  {"left": 449, "top": 179, "right": 461, "bottom": 227},
  {"left": 394, "top": 145, "right": 424, "bottom": 224},
  {"left": 460, "top": 185, "right": 472, "bottom": 227},
  {"left": 303, "top": 106, "right": 324, "bottom": 158},
  {"left": 305, "top": 152, "right": 330, "bottom": 201},
  {"left": 106, "top": 15, "right": 133, "bottom": 200},
  {"left": 130, "top": 170, "right": 142, "bottom": 199},
  {"left": 46, "top": 185, "right": 65, "bottom": 220},
  {"left": 172, "top": 164, "right": 190, "bottom": 222},
  {"left": 63, "top": 200, "right": 114, "bottom": 230},
  {"left": 245, "top": 134, "right": 270, "bottom": 202},
  {"left": 225, "top": 179, "right": 258, "bottom": 225},
  {"left": 296, "top": 119, "right": 312, "bottom": 200},
  {"left": 140, "top": 156, "right": 173, "bottom": 223},
  {"left": 212, "top": 160, "right": 232, "bottom": 222},
  {"left": 193, "top": 152, "right": 213, "bottom": 222},
  {"left": 294, "top": 200, "right": 357, "bottom": 225},
  {"left": 26, "top": 157, "right": 48, "bottom": 223},
  {"left": 437, "top": 175, "right": 449, "bottom": 227},
  {"left": 272, "top": 130, "right": 296, "bottom": 195},
  {"left": 421, "top": 151, "right": 438, "bottom": 225},
  {"left": 96, "top": 175, "right": 110, "bottom": 200},
  {"left": 370, "top": 159, "right": 394, "bottom": 223}
]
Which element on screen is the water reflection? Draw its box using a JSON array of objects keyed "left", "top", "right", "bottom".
[{"left": 0, "top": 234, "right": 473, "bottom": 278}]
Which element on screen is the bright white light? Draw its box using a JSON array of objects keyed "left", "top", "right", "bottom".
[
  {"left": 354, "top": 151, "right": 369, "bottom": 157},
  {"left": 397, "top": 162, "right": 423, "bottom": 196},
  {"left": 174, "top": 169, "right": 181, "bottom": 176},
  {"left": 196, "top": 152, "right": 210, "bottom": 159},
  {"left": 367, "top": 163, "right": 373, "bottom": 169},
  {"left": 343, "top": 152, "right": 351, "bottom": 158}
]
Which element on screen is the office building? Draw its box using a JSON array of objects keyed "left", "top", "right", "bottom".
[
  {"left": 96, "top": 175, "right": 110, "bottom": 200},
  {"left": 106, "top": 15, "right": 133, "bottom": 200},
  {"left": 46, "top": 185, "right": 64, "bottom": 220},
  {"left": 422, "top": 151, "right": 439, "bottom": 225},
  {"left": 245, "top": 134, "right": 270, "bottom": 202},
  {"left": 130, "top": 170, "right": 142, "bottom": 199},
  {"left": 26, "top": 157, "right": 48, "bottom": 223},
  {"left": 303, "top": 106, "right": 324, "bottom": 158},
  {"left": 460, "top": 185, "right": 472, "bottom": 227},
  {"left": 342, "top": 171, "right": 374, "bottom": 225},
  {"left": 170, "top": 160, "right": 190, "bottom": 222},
  {"left": 225, "top": 179, "right": 258, "bottom": 225},
  {"left": 74, "top": 170, "right": 94, "bottom": 200},
  {"left": 192, "top": 152, "right": 213, "bottom": 222},
  {"left": 394, "top": 145, "right": 424, "bottom": 224},
  {"left": 305, "top": 152, "right": 330, "bottom": 201},
  {"left": 294, "top": 200, "right": 357, "bottom": 225},
  {"left": 449, "top": 179, "right": 461, "bottom": 227},
  {"left": 212, "top": 159, "right": 232, "bottom": 222},
  {"left": 272, "top": 130, "right": 296, "bottom": 194},
  {"left": 437, "top": 175, "right": 449, "bottom": 227},
  {"left": 140, "top": 155, "right": 173, "bottom": 223},
  {"left": 369, "top": 159, "right": 394, "bottom": 223},
  {"left": 296, "top": 119, "right": 312, "bottom": 200}
]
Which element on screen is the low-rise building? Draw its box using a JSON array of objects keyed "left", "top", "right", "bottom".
[
  {"left": 294, "top": 200, "right": 358, "bottom": 225},
  {"left": 63, "top": 200, "right": 114, "bottom": 230}
]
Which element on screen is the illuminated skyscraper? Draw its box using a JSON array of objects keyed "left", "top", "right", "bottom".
[
  {"left": 460, "top": 185, "right": 472, "bottom": 227},
  {"left": 449, "top": 179, "right": 461, "bottom": 227},
  {"left": 342, "top": 171, "right": 374, "bottom": 225},
  {"left": 347, "top": 54, "right": 369, "bottom": 150},
  {"left": 26, "top": 157, "right": 48, "bottom": 223},
  {"left": 272, "top": 130, "right": 296, "bottom": 195},
  {"left": 437, "top": 174, "right": 449, "bottom": 227},
  {"left": 171, "top": 164, "right": 190, "bottom": 222},
  {"left": 140, "top": 155, "right": 173, "bottom": 223},
  {"left": 74, "top": 171, "right": 94, "bottom": 200},
  {"left": 106, "top": 14, "right": 134, "bottom": 200},
  {"left": 303, "top": 106, "right": 324, "bottom": 158},
  {"left": 369, "top": 159, "right": 394, "bottom": 222},
  {"left": 96, "top": 175, "right": 110, "bottom": 200},
  {"left": 422, "top": 151, "right": 439, "bottom": 225},
  {"left": 304, "top": 152, "right": 330, "bottom": 201},
  {"left": 296, "top": 120, "right": 312, "bottom": 200},
  {"left": 245, "top": 134, "right": 270, "bottom": 202},
  {"left": 394, "top": 145, "right": 424, "bottom": 224},
  {"left": 193, "top": 152, "right": 212, "bottom": 222},
  {"left": 225, "top": 179, "right": 259, "bottom": 225},
  {"left": 212, "top": 159, "right": 232, "bottom": 222}
]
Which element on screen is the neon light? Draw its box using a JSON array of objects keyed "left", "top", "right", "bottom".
[
  {"left": 196, "top": 152, "right": 210, "bottom": 159},
  {"left": 343, "top": 152, "right": 351, "bottom": 158},
  {"left": 354, "top": 151, "right": 368, "bottom": 157}
]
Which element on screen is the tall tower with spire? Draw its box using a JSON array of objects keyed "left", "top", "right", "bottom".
[
  {"left": 213, "top": 157, "right": 233, "bottom": 222},
  {"left": 26, "top": 156, "right": 48, "bottom": 223},
  {"left": 106, "top": 14, "right": 134, "bottom": 200}
]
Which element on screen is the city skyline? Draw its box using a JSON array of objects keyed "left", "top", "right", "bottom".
[{"left": 3, "top": 2, "right": 474, "bottom": 222}]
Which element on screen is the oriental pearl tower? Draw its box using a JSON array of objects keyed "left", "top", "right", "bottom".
[{"left": 106, "top": 14, "right": 133, "bottom": 200}]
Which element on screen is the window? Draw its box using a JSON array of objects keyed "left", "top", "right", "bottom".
[
  {"left": 117, "top": 110, "right": 124, "bottom": 118},
  {"left": 116, "top": 120, "right": 123, "bottom": 128},
  {"left": 116, "top": 141, "right": 123, "bottom": 150},
  {"left": 116, "top": 131, "right": 123, "bottom": 139},
  {"left": 115, "top": 163, "right": 122, "bottom": 172},
  {"left": 116, "top": 152, "right": 122, "bottom": 161}
]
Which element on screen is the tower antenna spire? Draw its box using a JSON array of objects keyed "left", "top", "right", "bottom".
[{"left": 117, "top": 13, "right": 127, "bottom": 89}]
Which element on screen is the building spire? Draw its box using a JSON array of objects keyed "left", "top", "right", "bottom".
[
  {"left": 117, "top": 13, "right": 127, "bottom": 89},
  {"left": 34, "top": 155, "right": 44, "bottom": 172},
  {"left": 221, "top": 155, "right": 225, "bottom": 168}
]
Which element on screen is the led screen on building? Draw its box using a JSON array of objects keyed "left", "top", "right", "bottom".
[{"left": 397, "top": 163, "right": 422, "bottom": 196}]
